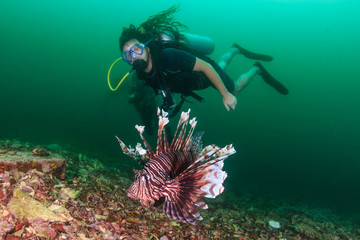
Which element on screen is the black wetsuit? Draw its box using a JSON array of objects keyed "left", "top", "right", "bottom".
[{"left": 137, "top": 48, "right": 235, "bottom": 97}]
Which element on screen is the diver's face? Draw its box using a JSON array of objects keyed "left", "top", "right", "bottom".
[{"left": 122, "top": 39, "right": 149, "bottom": 65}]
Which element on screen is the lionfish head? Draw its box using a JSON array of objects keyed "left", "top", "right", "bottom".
[{"left": 126, "top": 169, "right": 155, "bottom": 208}]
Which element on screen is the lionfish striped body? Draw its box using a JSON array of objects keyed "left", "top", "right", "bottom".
[{"left": 116, "top": 109, "right": 235, "bottom": 225}]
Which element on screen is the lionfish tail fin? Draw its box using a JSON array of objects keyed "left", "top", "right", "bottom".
[{"left": 163, "top": 144, "right": 235, "bottom": 225}]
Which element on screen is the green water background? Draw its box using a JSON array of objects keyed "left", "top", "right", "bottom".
[{"left": 1, "top": 0, "right": 359, "bottom": 216}]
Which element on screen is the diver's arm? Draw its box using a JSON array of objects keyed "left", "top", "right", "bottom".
[{"left": 193, "top": 58, "right": 237, "bottom": 111}]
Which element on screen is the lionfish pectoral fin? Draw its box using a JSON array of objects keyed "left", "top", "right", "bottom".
[
  {"left": 161, "top": 144, "right": 236, "bottom": 224},
  {"left": 162, "top": 178, "right": 203, "bottom": 225},
  {"left": 188, "top": 144, "right": 235, "bottom": 198}
]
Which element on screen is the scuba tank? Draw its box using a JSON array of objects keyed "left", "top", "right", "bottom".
[{"left": 160, "top": 31, "right": 215, "bottom": 56}]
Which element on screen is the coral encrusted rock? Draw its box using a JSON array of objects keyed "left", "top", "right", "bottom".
[{"left": 8, "top": 189, "right": 65, "bottom": 222}]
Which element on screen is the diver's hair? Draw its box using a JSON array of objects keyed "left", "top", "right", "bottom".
[{"left": 119, "top": 5, "right": 188, "bottom": 50}]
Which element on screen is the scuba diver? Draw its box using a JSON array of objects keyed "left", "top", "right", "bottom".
[
  {"left": 127, "top": 73, "right": 158, "bottom": 135},
  {"left": 117, "top": 5, "right": 289, "bottom": 133}
]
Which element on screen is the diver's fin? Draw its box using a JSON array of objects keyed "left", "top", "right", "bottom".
[
  {"left": 254, "top": 62, "right": 289, "bottom": 95},
  {"left": 233, "top": 43, "right": 273, "bottom": 61},
  {"left": 162, "top": 144, "right": 235, "bottom": 225}
]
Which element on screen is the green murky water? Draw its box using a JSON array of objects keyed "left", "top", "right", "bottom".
[{"left": 1, "top": 0, "right": 359, "bottom": 219}]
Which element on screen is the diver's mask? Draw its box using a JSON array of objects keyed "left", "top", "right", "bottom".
[
  {"left": 122, "top": 43, "right": 145, "bottom": 63},
  {"left": 122, "top": 39, "right": 154, "bottom": 70}
]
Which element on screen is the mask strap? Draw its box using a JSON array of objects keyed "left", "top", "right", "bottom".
[{"left": 143, "top": 38, "right": 154, "bottom": 46}]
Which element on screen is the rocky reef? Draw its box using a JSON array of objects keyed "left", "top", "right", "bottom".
[{"left": 0, "top": 139, "right": 359, "bottom": 239}]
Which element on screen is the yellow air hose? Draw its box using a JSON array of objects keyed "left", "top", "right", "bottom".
[{"left": 107, "top": 57, "right": 132, "bottom": 91}]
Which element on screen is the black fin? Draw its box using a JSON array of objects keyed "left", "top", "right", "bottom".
[
  {"left": 254, "top": 62, "right": 289, "bottom": 95},
  {"left": 233, "top": 43, "right": 273, "bottom": 61}
]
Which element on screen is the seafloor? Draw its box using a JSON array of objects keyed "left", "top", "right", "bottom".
[{"left": 0, "top": 139, "right": 359, "bottom": 240}]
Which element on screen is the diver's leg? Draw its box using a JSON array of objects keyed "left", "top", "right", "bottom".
[
  {"left": 233, "top": 63, "right": 289, "bottom": 95},
  {"left": 233, "top": 66, "right": 260, "bottom": 95},
  {"left": 217, "top": 47, "right": 240, "bottom": 70}
]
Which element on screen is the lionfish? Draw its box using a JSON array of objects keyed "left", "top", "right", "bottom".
[{"left": 116, "top": 109, "right": 235, "bottom": 225}]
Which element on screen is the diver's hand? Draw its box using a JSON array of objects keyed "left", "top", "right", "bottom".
[{"left": 223, "top": 92, "right": 237, "bottom": 111}]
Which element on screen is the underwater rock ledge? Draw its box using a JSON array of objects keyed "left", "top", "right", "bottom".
[{"left": 0, "top": 150, "right": 66, "bottom": 180}]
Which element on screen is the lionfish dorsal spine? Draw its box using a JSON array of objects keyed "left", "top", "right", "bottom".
[
  {"left": 135, "top": 125, "right": 154, "bottom": 159},
  {"left": 182, "top": 117, "right": 197, "bottom": 151},
  {"left": 135, "top": 145, "right": 148, "bottom": 159},
  {"left": 115, "top": 136, "right": 135, "bottom": 159},
  {"left": 191, "top": 146, "right": 219, "bottom": 166},
  {"left": 156, "top": 109, "right": 170, "bottom": 154},
  {"left": 189, "top": 144, "right": 235, "bottom": 173},
  {"left": 170, "top": 109, "right": 191, "bottom": 150}
]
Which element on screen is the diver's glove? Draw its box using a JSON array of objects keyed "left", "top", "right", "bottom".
[{"left": 161, "top": 90, "right": 176, "bottom": 112}]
